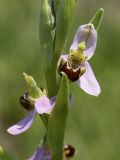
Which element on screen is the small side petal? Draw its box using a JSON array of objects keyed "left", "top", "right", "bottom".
[
  {"left": 35, "top": 96, "right": 55, "bottom": 114},
  {"left": 28, "top": 145, "right": 51, "bottom": 160},
  {"left": 76, "top": 61, "right": 101, "bottom": 96},
  {"left": 28, "top": 146, "right": 45, "bottom": 160},
  {"left": 7, "top": 110, "right": 36, "bottom": 135},
  {"left": 61, "top": 54, "right": 69, "bottom": 61},
  {"left": 70, "top": 24, "right": 97, "bottom": 60}
]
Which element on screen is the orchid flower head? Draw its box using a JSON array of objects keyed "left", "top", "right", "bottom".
[
  {"left": 58, "top": 23, "right": 101, "bottom": 96},
  {"left": 7, "top": 73, "right": 55, "bottom": 135},
  {"left": 7, "top": 93, "right": 55, "bottom": 135}
]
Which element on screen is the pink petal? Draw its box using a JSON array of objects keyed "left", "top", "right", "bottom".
[
  {"left": 7, "top": 110, "right": 36, "bottom": 135},
  {"left": 76, "top": 61, "right": 101, "bottom": 96},
  {"left": 35, "top": 96, "right": 55, "bottom": 114},
  {"left": 70, "top": 24, "right": 97, "bottom": 60},
  {"left": 61, "top": 54, "right": 69, "bottom": 61},
  {"left": 57, "top": 54, "right": 69, "bottom": 67},
  {"left": 28, "top": 145, "right": 51, "bottom": 160},
  {"left": 28, "top": 146, "right": 45, "bottom": 160}
]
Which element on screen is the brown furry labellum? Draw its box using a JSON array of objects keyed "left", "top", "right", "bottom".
[
  {"left": 19, "top": 92, "right": 33, "bottom": 111},
  {"left": 58, "top": 61, "right": 81, "bottom": 82}
]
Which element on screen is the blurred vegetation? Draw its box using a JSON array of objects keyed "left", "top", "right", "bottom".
[{"left": 0, "top": 0, "right": 120, "bottom": 159}]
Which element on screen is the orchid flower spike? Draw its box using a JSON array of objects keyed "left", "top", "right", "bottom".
[
  {"left": 7, "top": 73, "right": 55, "bottom": 135},
  {"left": 58, "top": 23, "right": 101, "bottom": 96}
]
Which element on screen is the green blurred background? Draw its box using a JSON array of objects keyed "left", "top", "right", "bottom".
[{"left": 0, "top": 0, "right": 120, "bottom": 159}]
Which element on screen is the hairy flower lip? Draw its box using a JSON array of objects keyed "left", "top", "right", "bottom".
[
  {"left": 58, "top": 59, "right": 83, "bottom": 82},
  {"left": 19, "top": 92, "right": 34, "bottom": 111}
]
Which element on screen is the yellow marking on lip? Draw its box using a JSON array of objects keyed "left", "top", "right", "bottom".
[{"left": 69, "top": 41, "right": 86, "bottom": 68}]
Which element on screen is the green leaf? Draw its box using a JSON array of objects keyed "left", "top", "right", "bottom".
[
  {"left": 90, "top": 8, "right": 104, "bottom": 31},
  {"left": 39, "top": 0, "right": 54, "bottom": 68},
  {"left": 39, "top": 0, "right": 58, "bottom": 97},
  {"left": 55, "top": 0, "right": 75, "bottom": 55},
  {"left": 40, "top": 114, "right": 49, "bottom": 128},
  {"left": 53, "top": 0, "right": 60, "bottom": 15},
  {"left": 48, "top": 0, "right": 56, "bottom": 29},
  {"left": 47, "top": 73, "right": 69, "bottom": 160},
  {"left": 48, "top": 0, "right": 60, "bottom": 16}
]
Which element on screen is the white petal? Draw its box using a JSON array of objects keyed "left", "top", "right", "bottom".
[
  {"left": 7, "top": 110, "right": 36, "bottom": 135},
  {"left": 76, "top": 61, "right": 101, "bottom": 96},
  {"left": 70, "top": 24, "right": 97, "bottom": 60},
  {"left": 35, "top": 96, "right": 55, "bottom": 114}
]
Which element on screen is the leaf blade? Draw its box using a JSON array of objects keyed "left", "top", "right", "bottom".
[
  {"left": 47, "top": 73, "right": 69, "bottom": 160},
  {"left": 55, "top": 0, "right": 75, "bottom": 55},
  {"left": 39, "top": 0, "right": 54, "bottom": 68}
]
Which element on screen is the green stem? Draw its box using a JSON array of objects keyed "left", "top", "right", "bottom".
[{"left": 45, "top": 53, "right": 60, "bottom": 97}]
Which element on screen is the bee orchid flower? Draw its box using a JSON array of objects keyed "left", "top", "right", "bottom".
[
  {"left": 7, "top": 91, "right": 55, "bottom": 135},
  {"left": 58, "top": 23, "right": 101, "bottom": 96}
]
